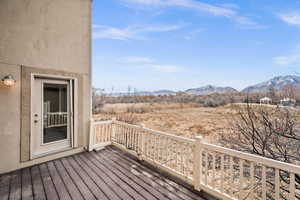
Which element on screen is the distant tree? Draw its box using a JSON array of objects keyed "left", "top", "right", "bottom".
[
  {"left": 267, "top": 86, "right": 276, "bottom": 102},
  {"left": 282, "top": 84, "right": 297, "bottom": 99}
]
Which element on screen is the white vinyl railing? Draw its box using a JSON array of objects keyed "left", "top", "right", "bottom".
[
  {"left": 89, "top": 118, "right": 300, "bottom": 200},
  {"left": 44, "top": 112, "right": 68, "bottom": 128}
]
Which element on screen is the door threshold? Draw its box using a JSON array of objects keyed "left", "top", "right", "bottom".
[{"left": 31, "top": 147, "right": 73, "bottom": 160}]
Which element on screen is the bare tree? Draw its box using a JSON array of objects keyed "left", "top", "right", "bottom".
[
  {"left": 221, "top": 103, "right": 300, "bottom": 199},
  {"left": 282, "top": 84, "right": 297, "bottom": 99}
]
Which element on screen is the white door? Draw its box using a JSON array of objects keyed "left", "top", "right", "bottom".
[{"left": 31, "top": 78, "right": 73, "bottom": 158}]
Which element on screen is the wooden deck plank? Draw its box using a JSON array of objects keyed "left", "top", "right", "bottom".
[
  {"left": 60, "top": 158, "right": 97, "bottom": 200},
  {"left": 0, "top": 173, "right": 11, "bottom": 200},
  {"left": 105, "top": 146, "right": 204, "bottom": 200},
  {"left": 78, "top": 153, "right": 144, "bottom": 200},
  {"left": 31, "top": 166, "right": 46, "bottom": 200},
  {"left": 21, "top": 168, "right": 33, "bottom": 200},
  {"left": 47, "top": 161, "right": 72, "bottom": 200},
  {"left": 71, "top": 155, "right": 123, "bottom": 200},
  {"left": 39, "top": 163, "right": 59, "bottom": 200},
  {"left": 9, "top": 170, "right": 21, "bottom": 200},
  {"left": 100, "top": 149, "right": 186, "bottom": 200},
  {"left": 65, "top": 157, "right": 110, "bottom": 200},
  {"left": 53, "top": 160, "right": 84, "bottom": 200},
  {"left": 91, "top": 151, "right": 172, "bottom": 200},
  {"left": 86, "top": 152, "right": 158, "bottom": 200}
]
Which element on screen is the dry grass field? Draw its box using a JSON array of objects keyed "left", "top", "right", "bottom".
[{"left": 94, "top": 102, "right": 238, "bottom": 143}]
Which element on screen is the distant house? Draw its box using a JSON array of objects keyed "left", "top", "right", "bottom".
[
  {"left": 280, "top": 98, "right": 296, "bottom": 106},
  {"left": 260, "top": 97, "right": 272, "bottom": 105}
]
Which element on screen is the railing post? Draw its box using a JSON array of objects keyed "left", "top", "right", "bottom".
[
  {"left": 139, "top": 124, "right": 146, "bottom": 160},
  {"left": 88, "top": 118, "right": 95, "bottom": 151},
  {"left": 193, "top": 136, "right": 203, "bottom": 191},
  {"left": 111, "top": 117, "right": 116, "bottom": 143}
]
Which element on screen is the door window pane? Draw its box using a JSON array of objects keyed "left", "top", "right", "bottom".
[{"left": 43, "top": 83, "right": 68, "bottom": 143}]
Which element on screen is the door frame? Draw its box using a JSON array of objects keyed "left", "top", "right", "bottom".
[{"left": 30, "top": 73, "right": 78, "bottom": 160}]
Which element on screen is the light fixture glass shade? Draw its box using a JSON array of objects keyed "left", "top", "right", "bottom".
[{"left": 2, "top": 75, "right": 16, "bottom": 86}]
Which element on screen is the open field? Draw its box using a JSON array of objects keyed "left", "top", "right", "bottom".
[{"left": 94, "top": 102, "right": 238, "bottom": 143}]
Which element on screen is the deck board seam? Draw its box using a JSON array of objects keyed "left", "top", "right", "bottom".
[
  {"left": 52, "top": 160, "right": 74, "bottom": 200},
  {"left": 60, "top": 158, "right": 97, "bottom": 200},
  {"left": 30, "top": 165, "right": 47, "bottom": 199},
  {"left": 81, "top": 152, "right": 149, "bottom": 200},
  {"left": 67, "top": 156, "right": 111, "bottom": 200},
  {"left": 54, "top": 159, "right": 85, "bottom": 200},
  {"left": 45, "top": 162, "right": 60, "bottom": 200},
  {"left": 63, "top": 157, "right": 100, "bottom": 200},
  {"left": 91, "top": 151, "right": 165, "bottom": 200},
  {"left": 88, "top": 152, "right": 158, "bottom": 200},
  {"left": 100, "top": 149, "right": 187, "bottom": 200},
  {"left": 98, "top": 150, "right": 182, "bottom": 200},
  {"left": 71, "top": 155, "right": 122, "bottom": 200},
  {"left": 29, "top": 168, "right": 35, "bottom": 200},
  {"left": 77, "top": 153, "right": 137, "bottom": 200}
]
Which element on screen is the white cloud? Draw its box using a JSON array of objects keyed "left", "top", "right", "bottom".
[
  {"left": 273, "top": 54, "right": 300, "bottom": 65},
  {"left": 152, "top": 65, "right": 182, "bottom": 72},
  {"left": 218, "top": 3, "right": 240, "bottom": 10},
  {"left": 123, "top": 0, "right": 235, "bottom": 16},
  {"left": 122, "top": 0, "right": 260, "bottom": 28},
  {"left": 121, "top": 56, "right": 155, "bottom": 63},
  {"left": 184, "top": 28, "right": 204, "bottom": 40},
  {"left": 93, "top": 24, "right": 186, "bottom": 40},
  {"left": 279, "top": 12, "right": 300, "bottom": 25}
]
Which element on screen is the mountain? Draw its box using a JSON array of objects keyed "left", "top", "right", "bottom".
[
  {"left": 152, "top": 90, "right": 176, "bottom": 95},
  {"left": 242, "top": 75, "right": 300, "bottom": 93},
  {"left": 134, "top": 90, "right": 176, "bottom": 96},
  {"left": 185, "top": 85, "right": 238, "bottom": 95}
]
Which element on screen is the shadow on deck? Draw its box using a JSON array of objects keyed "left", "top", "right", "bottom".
[{"left": 0, "top": 146, "right": 210, "bottom": 200}]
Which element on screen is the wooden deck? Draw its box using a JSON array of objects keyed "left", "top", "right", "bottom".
[{"left": 0, "top": 146, "right": 208, "bottom": 200}]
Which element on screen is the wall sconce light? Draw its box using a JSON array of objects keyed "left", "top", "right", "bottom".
[{"left": 2, "top": 75, "right": 16, "bottom": 87}]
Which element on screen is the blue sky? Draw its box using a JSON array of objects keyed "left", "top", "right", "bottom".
[{"left": 93, "top": 0, "right": 300, "bottom": 92}]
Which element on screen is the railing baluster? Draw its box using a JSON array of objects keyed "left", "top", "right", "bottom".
[
  {"left": 205, "top": 151, "right": 208, "bottom": 185},
  {"left": 250, "top": 162, "right": 255, "bottom": 200},
  {"left": 221, "top": 154, "right": 224, "bottom": 192},
  {"left": 289, "top": 172, "right": 295, "bottom": 200},
  {"left": 155, "top": 135, "right": 159, "bottom": 162},
  {"left": 181, "top": 143, "right": 184, "bottom": 174},
  {"left": 275, "top": 168, "right": 280, "bottom": 200},
  {"left": 199, "top": 147, "right": 203, "bottom": 185},
  {"left": 104, "top": 124, "right": 107, "bottom": 142},
  {"left": 166, "top": 137, "right": 170, "bottom": 167},
  {"left": 230, "top": 156, "right": 234, "bottom": 197},
  {"left": 149, "top": 133, "right": 153, "bottom": 159},
  {"left": 212, "top": 152, "right": 216, "bottom": 188},
  {"left": 262, "top": 165, "right": 266, "bottom": 200},
  {"left": 239, "top": 159, "right": 244, "bottom": 199},
  {"left": 123, "top": 125, "right": 126, "bottom": 145}
]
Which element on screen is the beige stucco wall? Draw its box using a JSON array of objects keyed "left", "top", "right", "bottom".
[
  {"left": 0, "top": 64, "right": 21, "bottom": 173},
  {"left": 0, "top": 0, "right": 92, "bottom": 173}
]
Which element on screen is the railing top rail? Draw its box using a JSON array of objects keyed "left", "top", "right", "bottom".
[
  {"left": 93, "top": 120, "right": 113, "bottom": 125},
  {"left": 202, "top": 142, "right": 300, "bottom": 174},
  {"left": 114, "top": 120, "right": 195, "bottom": 144}
]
